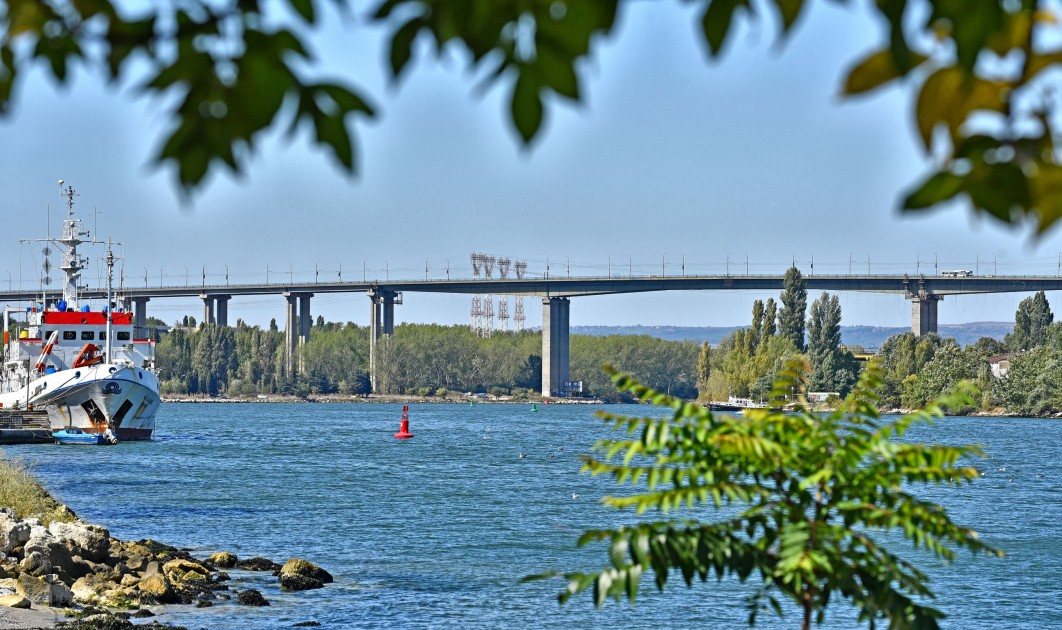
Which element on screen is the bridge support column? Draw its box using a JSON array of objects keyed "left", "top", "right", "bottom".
[
  {"left": 132, "top": 297, "right": 149, "bottom": 338},
  {"left": 200, "top": 295, "right": 215, "bottom": 325},
  {"left": 911, "top": 295, "right": 941, "bottom": 337},
  {"left": 541, "top": 297, "right": 570, "bottom": 397},
  {"left": 215, "top": 295, "right": 230, "bottom": 327},
  {"left": 298, "top": 293, "right": 312, "bottom": 345},
  {"left": 284, "top": 293, "right": 298, "bottom": 375},
  {"left": 368, "top": 289, "right": 398, "bottom": 393}
]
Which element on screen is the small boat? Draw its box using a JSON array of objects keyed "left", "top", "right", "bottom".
[{"left": 54, "top": 427, "right": 118, "bottom": 445}]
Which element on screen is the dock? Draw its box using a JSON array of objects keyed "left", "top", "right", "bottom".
[{"left": 0, "top": 411, "right": 53, "bottom": 445}]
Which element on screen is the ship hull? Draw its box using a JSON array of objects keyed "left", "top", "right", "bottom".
[{"left": 3, "top": 364, "right": 160, "bottom": 440}]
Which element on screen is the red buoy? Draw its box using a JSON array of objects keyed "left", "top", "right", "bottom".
[{"left": 394, "top": 405, "right": 414, "bottom": 439}]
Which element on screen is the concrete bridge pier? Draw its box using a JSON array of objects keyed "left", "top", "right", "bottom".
[
  {"left": 282, "top": 292, "right": 314, "bottom": 374},
  {"left": 284, "top": 293, "right": 297, "bottom": 375},
  {"left": 215, "top": 295, "right": 230, "bottom": 327},
  {"left": 541, "top": 297, "right": 570, "bottom": 397},
  {"left": 368, "top": 289, "right": 397, "bottom": 392},
  {"left": 132, "top": 297, "right": 149, "bottom": 338},
  {"left": 200, "top": 295, "right": 216, "bottom": 326},
  {"left": 911, "top": 295, "right": 941, "bottom": 337}
]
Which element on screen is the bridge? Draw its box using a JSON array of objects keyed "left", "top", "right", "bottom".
[{"left": 1, "top": 273, "right": 1050, "bottom": 396}]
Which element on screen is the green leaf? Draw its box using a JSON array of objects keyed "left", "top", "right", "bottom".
[
  {"left": 1030, "top": 163, "right": 1062, "bottom": 233},
  {"left": 902, "top": 170, "right": 964, "bottom": 210},
  {"left": 771, "top": 0, "right": 804, "bottom": 33},
  {"left": 965, "top": 162, "right": 1031, "bottom": 222},
  {"left": 510, "top": 70, "right": 543, "bottom": 143},
  {"left": 701, "top": 0, "right": 743, "bottom": 56},
  {"left": 287, "top": 0, "right": 315, "bottom": 22},
  {"left": 389, "top": 18, "right": 421, "bottom": 79},
  {"left": 843, "top": 48, "right": 927, "bottom": 95}
]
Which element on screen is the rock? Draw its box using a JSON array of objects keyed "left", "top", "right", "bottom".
[
  {"left": 16, "top": 573, "right": 73, "bottom": 606},
  {"left": 294, "top": 622, "right": 322, "bottom": 627},
  {"left": 123, "top": 555, "right": 147, "bottom": 573},
  {"left": 280, "top": 558, "right": 333, "bottom": 584},
  {"left": 162, "top": 559, "right": 211, "bottom": 583},
  {"left": 137, "top": 572, "right": 178, "bottom": 604},
  {"left": 0, "top": 593, "right": 30, "bottom": 609},
  {"left": 133, "top": 539, "right": 191, "bottom": 562},
  {"left": 195, "top": 599, "right": 213, "bottom": 608},
  {"left": 140, "top": 561, "right": 161, "bottom": 579},
  {"left": 131, "top": 608, "right": 154, "bottom": 617},
  {"left": 236, "top": 557, "right": 281, "bottom": 572},
  {"left": 207, "top": 551, "right": 237, "bottom": 568},
  {"left": 119, "top": 574, "right": 139, "bottom": 588},
  {"left": 49, "top": 521, "right": 111, "bottom": 563},
  {"left": 236, "top": 589, "right": 270, "bottom": 606},
  {"left": 71, "top": 574, "right": 118, "bottom": 603},
  {"left": 0, "top": 513, "right": 31, "bottom": 555},
  {"left": 19, "top": 551, "right": 52, "bottom": 577},
  {"left": 278, "top": 573, "right": 324, "bottom": 591}
]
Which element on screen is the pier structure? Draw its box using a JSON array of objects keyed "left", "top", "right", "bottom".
[
  {"left": 368, "top": 288, "right": 398, "bottom": 392},
  {"left": 9, "top": 273, "right": 1062, "bottom": 395}
]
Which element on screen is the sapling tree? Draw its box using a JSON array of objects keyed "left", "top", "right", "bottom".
[{"left": 532, "top": 361, "right": 1001, "bottom": 629}]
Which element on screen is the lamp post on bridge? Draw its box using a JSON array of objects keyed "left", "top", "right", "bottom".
[
  {"left": 160, "top": 266, "right": 165, "bottom": 286},
  {"left": 662, "top": 253, "right": 666, "bottom": 276},
  {"left": 628, "top": 256, "right": 631, "bottom": 277},
  {"left": 745, "top": 253, "right": 748, "bottom": 276},
  {"left": 726, "top": 252, "right": 731, "bottom": 276}
]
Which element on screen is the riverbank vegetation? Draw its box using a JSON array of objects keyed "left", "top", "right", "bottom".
[
  {"left": 157, "top": 320, "right": 698, "bottom": 403},
  {"left": 0, "top": 457, "right": 73, "bottom": 524}
]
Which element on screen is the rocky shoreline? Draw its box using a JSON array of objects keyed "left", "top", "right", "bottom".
[{"left": 0, "top": 506, "right": 332, "bottom": 628}]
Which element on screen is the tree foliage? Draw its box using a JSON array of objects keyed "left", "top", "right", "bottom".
[
  {"left": 1007, "top": 290, "right": 1054, "bottom": 351},
  {"left": 778, "top": 266, "right": 807, "bottom": 352},
  {"left": 156, "top": 319, "right": 697, "bottom": 401},
  {"left": 534, "top": 362, "right": 1002, "bottom": 629},
  {"left": 3, "top": 0, "right": 1061, "bottom": 229}
]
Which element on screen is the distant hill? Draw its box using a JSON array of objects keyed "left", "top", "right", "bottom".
[{"left": 570, "top": 322, "right": 1014, "bottom": 350}]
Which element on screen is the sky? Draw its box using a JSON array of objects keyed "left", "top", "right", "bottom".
[{"left": 1, "top": 2, "right": 1059, "bottom": 332}]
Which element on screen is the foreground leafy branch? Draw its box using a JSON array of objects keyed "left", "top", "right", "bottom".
[
  {"left": 3, "top": 1, "right": 1062, "bottom": 230},
  {"left": 532, "top": 361, "right": 1002, "bottom": 629}
]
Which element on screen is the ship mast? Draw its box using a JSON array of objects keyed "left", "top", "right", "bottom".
[
  {"left": 57, "top": 182, "right": 90, "bottom": 309},
  {"left": 105, "top": 240, "right": 114, "bottom": 362}
]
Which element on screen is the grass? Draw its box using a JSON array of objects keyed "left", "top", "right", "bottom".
[{"left": 0, "top": 455, "right": 75, "bottom": 524}]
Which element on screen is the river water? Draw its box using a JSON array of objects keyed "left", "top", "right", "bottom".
[{"left": 2, "top": 403, "right": 1060, "bottom": 629}]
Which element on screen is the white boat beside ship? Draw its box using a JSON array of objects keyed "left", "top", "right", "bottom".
[{"left": 0, "top": 183, "right": 160, "bottom": 440}]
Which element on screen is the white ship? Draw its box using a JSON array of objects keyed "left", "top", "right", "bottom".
[{"left": 0, "top": 184, "right": 160, "bottom": 440}]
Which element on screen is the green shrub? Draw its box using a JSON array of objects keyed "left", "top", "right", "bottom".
[{"left": 0, "top": 457, "right": 75, "bottom": 524}]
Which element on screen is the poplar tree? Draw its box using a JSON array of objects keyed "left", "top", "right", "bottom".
[
  {"left": 1009, "top": 291, "right": 1054, "bottom": 351},
  {"left": 750, "top": 300, "right": 765, "bottom": 351},
  {"left": 762, "top": 298, "right": 777, "bottom": 341},
  {"left": 807, "top": 292, "right": 843, "bottom": 392},
  {"left": 696, "top": 342, "right": 711, "bottom": 400},
  {"left": 778, "top": 267, "right": 807, "bottom": 352}
]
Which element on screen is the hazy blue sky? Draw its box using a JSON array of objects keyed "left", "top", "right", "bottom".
[{"left": 1, "top": 2, "right": 1057, "bottom": 331}]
